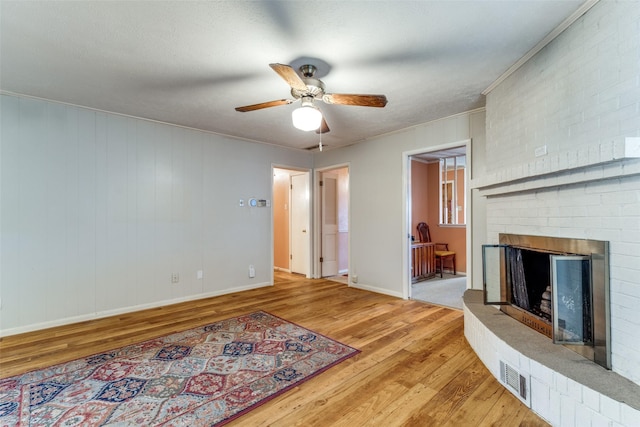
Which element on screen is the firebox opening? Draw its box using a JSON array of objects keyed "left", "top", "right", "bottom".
[
  {"left": 483, "top": 234, "right": 611, "bottom": 370},
  {"left": 512, "top": 248, "right": 552, "bottom": 322}
]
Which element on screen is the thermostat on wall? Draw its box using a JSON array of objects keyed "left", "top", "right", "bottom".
[{"left": 248, "top": 198, "right": 268, "bottom": 207}]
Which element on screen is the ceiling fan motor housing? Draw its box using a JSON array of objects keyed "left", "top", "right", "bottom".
[{"left": 291, "top": 76, "right": 325, "bottom": 100}]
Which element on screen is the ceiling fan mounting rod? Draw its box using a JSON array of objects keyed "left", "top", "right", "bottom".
[{"left": 299, "top": 64, "right": 317, "bottom": 78}]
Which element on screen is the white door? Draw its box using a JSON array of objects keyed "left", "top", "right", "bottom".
[
  {"left": 321, "top": 172, "right": 339, "bottom": 277},
  {"left": 290, "top": 173, "right": 309, "bottom": 275}
]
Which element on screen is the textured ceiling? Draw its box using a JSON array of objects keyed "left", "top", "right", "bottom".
[{"left": 0, "top": 1, "right": 587, "bottom": 150}]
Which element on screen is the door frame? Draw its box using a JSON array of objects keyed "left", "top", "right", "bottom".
[
  {"left": 271, "top": 165, "right": 313, "bottom": 280},
  {"left": 314, "top": 163, "right": 350, "bottom": 279},
  {"left": 402, "top": 140, "right": 471, "bottom": 300}
]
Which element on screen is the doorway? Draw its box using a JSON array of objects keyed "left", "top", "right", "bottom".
[
  {"left": 273, "top": 167, "right": 311, "bottom": 277},
  {"left": 406, "top": 145, "right": 468, "bottom": 309},
  {"left": 317, "top": 166, "right": 349, "bottom": 282}
]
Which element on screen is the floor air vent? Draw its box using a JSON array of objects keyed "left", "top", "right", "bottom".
[{"left": 499, "top": 360, "right": 530, "bottom": 407}]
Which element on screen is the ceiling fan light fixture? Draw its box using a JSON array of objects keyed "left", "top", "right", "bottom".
[{"left": 291, "top": 100, "right": 322, "bottom": 131}]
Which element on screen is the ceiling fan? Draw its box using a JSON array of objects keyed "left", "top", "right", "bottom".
[{"left": 235, "top": 63, "right": 388, "bottom": 134}]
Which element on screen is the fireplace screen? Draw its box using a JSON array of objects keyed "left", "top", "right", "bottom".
[
  {"left": 482, "top": 234, "right": 610, "bottom": 369},
  {"left": 551, "top": 255, "right": 592, "bottom": 345}
]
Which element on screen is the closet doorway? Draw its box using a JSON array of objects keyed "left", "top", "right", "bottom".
[{"left": 273, "top": 167, "right": 311, "bottom": 277}]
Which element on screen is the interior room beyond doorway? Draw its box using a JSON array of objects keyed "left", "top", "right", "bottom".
[{"left": 409, "top": 147, "right": 467, "bottom": 309}]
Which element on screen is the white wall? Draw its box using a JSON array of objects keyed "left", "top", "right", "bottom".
[
  {"left": 314, "top": 110, "right": 486, "bottom": 297},
  {"left": 0, "top": 94, "right": 312, "bottom": 335},
  {"left": 480, "top": 0, "right": 640, "bottom": 388}
]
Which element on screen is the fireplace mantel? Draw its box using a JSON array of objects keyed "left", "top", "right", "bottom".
[
  {"left": 471, "top": 137, "right": 640, "bottom": 196},
  {"left": 464, "top": 289, "right": 640, "bottom": 424}
]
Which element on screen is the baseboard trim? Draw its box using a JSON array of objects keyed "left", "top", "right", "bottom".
[
  {"left": 0, "top": 281, "right": 272, "bottom": 337},
  {"left": 350, "top": 283, "right": 403, "bottom": 299}
]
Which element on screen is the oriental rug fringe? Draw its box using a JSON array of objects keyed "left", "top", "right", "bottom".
[{"left": 0, "top": 311, "right": 359, "bottom": 426}]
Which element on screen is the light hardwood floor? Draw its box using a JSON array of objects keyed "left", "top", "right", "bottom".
[{"left": 0, "top": 272, "right": 548, "bottom": 426}]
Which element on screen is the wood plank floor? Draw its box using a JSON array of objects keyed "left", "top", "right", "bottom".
[{"left": 0, "top": 272, "right": 549, "bottom": 426}]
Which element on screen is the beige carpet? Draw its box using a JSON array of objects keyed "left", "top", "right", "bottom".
[
  {"left": 327, "top": 273, "right": 466, "bottom": 310},
  {"left": 411, "top": 273, "right": 467, "bottom": 310}
]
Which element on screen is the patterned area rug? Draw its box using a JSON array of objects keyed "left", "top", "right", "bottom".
[{"left": 1, "top": 311, "right": 359, "bottom": 426}]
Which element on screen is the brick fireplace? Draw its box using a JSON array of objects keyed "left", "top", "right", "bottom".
[
  {"left": 464, "top": 1, "right": 640, "bottom": 424},
  {"left": 467, "top": 132, "right": 640, "bottom": 424},
  {"left": 467, "top": 141, "right": 640, "bottom": 425}
]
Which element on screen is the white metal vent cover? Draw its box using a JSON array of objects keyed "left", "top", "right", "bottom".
[{"left": 499, "top": 360, "right": 531, "bottom": 407}]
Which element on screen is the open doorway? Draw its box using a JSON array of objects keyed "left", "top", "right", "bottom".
[
  {"left": 407, "top": 146, "right": 468, "bottom": 309},
  {"left": 317, "top": 166, "right": 349, "bottom": 283},
  {"left": 273, "top": 167, "right": 311, "bottom": 277}
]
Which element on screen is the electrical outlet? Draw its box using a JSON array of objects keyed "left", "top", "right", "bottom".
[
  {"left": 249, "top": 265, "right": 255, "bottom": 278},
  {"left": 171, "top": 273, "right": 179, "bottom": 284},
  {"left": 351, "top": 275, "right": 358, "bottom": 284},
  {"left": 197, "top": 270, "right": 203, "bottom": 279}
]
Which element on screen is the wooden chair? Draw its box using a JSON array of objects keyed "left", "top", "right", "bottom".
[{"left": 416, "top": 222, "right": 456, "bottom": 278}]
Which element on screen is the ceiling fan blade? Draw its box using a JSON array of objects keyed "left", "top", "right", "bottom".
[
  {"left": 235, "top": 99, "right": 293, "bottom": 112},
  {"left": 269, "top": 63, "right": 307, "bottom": 92},
  {"left": 316, "top": 117, "right": 330, "bottom": 134},
  {"left": 322, "top": 93, "right": 388, "bottom": 108}
]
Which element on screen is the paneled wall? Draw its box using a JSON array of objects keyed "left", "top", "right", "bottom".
[{"left": 0, "top": 94, "right": 312, "bottom": 335}]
